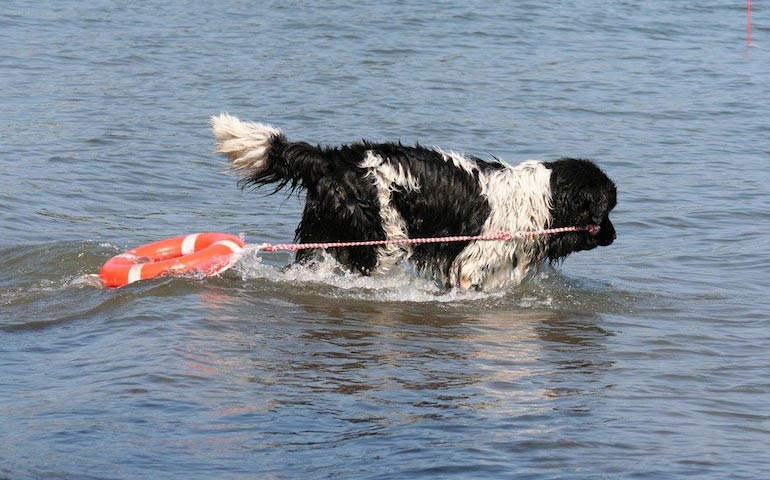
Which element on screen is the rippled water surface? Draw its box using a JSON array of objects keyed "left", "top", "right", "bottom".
[{"left": 2, "top": 1, "right": 769, "bottom": 478}]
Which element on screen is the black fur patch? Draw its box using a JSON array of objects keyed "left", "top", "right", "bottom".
[
  {"left": 373, "top": 144, "right": 502, "bottom": 281},
  {"left": 241, "top": 138, "right": 505, "bottom": 278}
]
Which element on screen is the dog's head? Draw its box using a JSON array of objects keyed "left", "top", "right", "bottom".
[{"left": 544, "top": 158, "right": 617, "bottom": 262}]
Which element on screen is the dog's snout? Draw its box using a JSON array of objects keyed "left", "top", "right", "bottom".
[{"left": 597, "top": 219, "right": 616, "bottom": 246}]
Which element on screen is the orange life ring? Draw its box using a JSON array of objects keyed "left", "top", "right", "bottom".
[{"left": 99, "top": 232, "right": 245, "bottom": 288}]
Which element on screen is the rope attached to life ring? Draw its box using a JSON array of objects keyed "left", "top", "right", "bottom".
[
  {"left": 257, "top": 225, "right": 600, "bottom": 252},
  {"left": 99, "top": 225, "right": 598, "bottom": 288}
]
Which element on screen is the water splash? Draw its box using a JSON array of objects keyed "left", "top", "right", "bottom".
[{"left": 232, "top": 245, "right": 573, "bottom": 306}]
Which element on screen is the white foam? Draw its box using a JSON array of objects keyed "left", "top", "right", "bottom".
[
  {"left": 233, "top": 245, "right": 506, "bottom": 304},
  {"left": 68, "top": 274, "right": 106, "bottom": 289}
]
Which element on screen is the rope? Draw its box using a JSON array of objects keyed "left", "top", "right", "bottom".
[{"left": 258, "top": 224, "right": 600, "bottom": 253}]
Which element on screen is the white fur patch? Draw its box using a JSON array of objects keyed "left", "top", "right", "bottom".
[
  {"left": 211, "top": 113, "right": 282, "bottom": 177},
  {"left": 436, "top": 148, "right": 480, "bottom": 177},
  {"left": 449, "top": 158, "right": 553, "bottom": 289},
  {"left": 360, "top": 151, "right": 420, "bottom": 272}
]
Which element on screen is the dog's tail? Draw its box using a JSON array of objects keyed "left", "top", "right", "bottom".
[{"left": 211, "top": 113, "right": 326, "bottom": 192}]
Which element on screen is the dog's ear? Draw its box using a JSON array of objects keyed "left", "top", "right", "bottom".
[{"left": 593, "top": 181, "right": 617, "bottom": 216}]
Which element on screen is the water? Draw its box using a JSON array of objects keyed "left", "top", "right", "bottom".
[{"left": 2, "top": 1, "right": 769, "bottom": 478}]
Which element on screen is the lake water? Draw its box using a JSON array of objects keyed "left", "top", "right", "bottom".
[{"left": 2, "top": 1, "right": 769, "bottom": 478}]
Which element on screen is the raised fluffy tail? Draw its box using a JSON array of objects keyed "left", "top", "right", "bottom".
[{"left": 211, "top": 113, "right": 326, "bottom": 192}]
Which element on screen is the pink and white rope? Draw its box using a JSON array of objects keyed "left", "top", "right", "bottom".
[{"left": 258, "top": 224, "right": 600, "bottom": 253}]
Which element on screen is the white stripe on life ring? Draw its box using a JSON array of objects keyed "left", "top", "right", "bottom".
[
  {"left": 182, "top": 234, "right": 199, "bottom": 255},
  {"left": 212, "top": 240, "right": 243, "bottom": 254},
  {"left": 127, "top": 264, "right": 144, "bottom": 284}
]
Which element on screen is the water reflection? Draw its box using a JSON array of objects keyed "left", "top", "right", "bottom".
[{"left": 193, "top": 286, "right": 614, "bottom": 424}]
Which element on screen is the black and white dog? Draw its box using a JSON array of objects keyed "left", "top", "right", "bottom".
[{"left": 212, "top": 114, "right": 616, "bottom": 290}]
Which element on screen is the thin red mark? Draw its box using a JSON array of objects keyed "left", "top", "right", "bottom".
[{"left": 748, "top": 0, "right": 752, "bottom": 47}]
